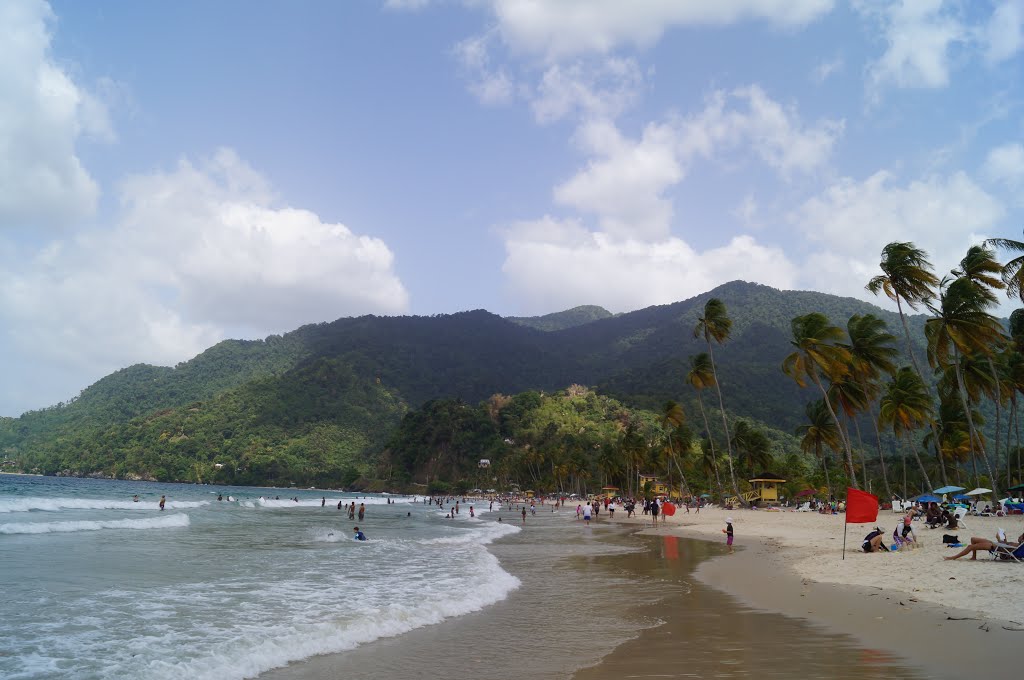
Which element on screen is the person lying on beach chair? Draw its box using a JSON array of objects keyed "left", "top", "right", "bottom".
[{"left": 943, "top": 531, "right": 1024, "bottom": 560}]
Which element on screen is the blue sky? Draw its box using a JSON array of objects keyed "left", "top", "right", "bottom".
[{"left": 1, "top": 0, "right": 1022, "bottom": 416}]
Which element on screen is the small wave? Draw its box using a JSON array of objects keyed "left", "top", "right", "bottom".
[
  {"left": 420, "top": 519, "right": 520, "bottom": 546},
  {"left": 0, "top": 497, "right": 208, "bottom": 513},
  {"left": 0, "top": 514, "right": 190, "bottom": 534}
]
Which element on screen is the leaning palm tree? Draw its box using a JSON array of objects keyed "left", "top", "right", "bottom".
[
  {"left": 879, "top": 367, "right": 935, "bottom": 492},
  {"left": 687, "top": 353, "right": 724, "bottom": 498},
  {"left": 795, "top": 400, "right": 841, "bottom": 500},
  {"left": 925, "top": 275, "right": 1007, "bottom": 499},
  {"left": 843, "top": 313, "right": 899, "bottom": 497},
  {"left": 866, "top": 241, "right": 939, "bottom": 379},
  {"left": 694, "top": 299, "right": 742, "bottom": 501},
  {"left": 782, "top": 312, "right": 859, "bottom": 488},
  {"left": 985, "top": 232, "right": 1024, "bottom": 302},
  {"left": 827, "top": 375, "right": 869, "bottom": 487}
]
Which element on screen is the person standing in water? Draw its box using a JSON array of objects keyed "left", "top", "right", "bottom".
[
  {"left": 521, "top": 506, "right": 527, "bottom": 524},
  {"left": 358, "top": 503, "right": 365, "bottom": 521},
  {"left": 348, "top": 502, "right": 356, "bottom": 520},
  {"left": 723, "top": 517, "right": 734, "bottom": 553},
  {"left": 159, "top": 495, "right": 166, "bottom": 511}
]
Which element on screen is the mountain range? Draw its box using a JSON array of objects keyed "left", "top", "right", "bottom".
[{"left": 0, "top": 281, "right": 931, "bottom": 486}]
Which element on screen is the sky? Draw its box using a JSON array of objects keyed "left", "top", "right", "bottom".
[{"left": 1, "top": 0, "right": 1023, "bottom": 416}]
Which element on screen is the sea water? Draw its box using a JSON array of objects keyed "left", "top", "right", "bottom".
[{"left": 0, "top": 475, "right": 519, "bottom": 679}]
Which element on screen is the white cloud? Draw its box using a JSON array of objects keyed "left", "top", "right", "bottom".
[
  {"left": 0, "top": 149, "right": 409, "bottom": 378},
  {"left": 858, "top": 0, "right": 966, "bottom": 94},
  {"left": 453, "top": 31, "right": 516, "bottom": 106},
  {"left": 792, "top": 169, "right": 1006, "bottom": 302},
  {"left": 548, "top": 87, "right": 841, "bottom": 242},
  {"left": 984, "top": 143, "right": 1024, "bottom": 188},
  {"left": 554, "top": 119, "right": 682, "bottom": 239},
  {"left": 811, "top": 57, "right": 844, "bottom": 83},
  {"left": 0, "top": 0, "right": 109, "bottom": 229},
  {"left": 489, "top": 0, "right": 835, "bottom": 61},
  {"left": 502, "top": 220, "right": 797, "bottom": 313},
  {"left": 531, "top": 57, "right": 645, "bottom": 124},
  {"left": 984, "top": 0, "right": 1024, "bottom": 63}
]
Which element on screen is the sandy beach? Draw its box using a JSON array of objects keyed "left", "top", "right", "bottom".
[{"left": 598, "top": 503, "right": 1024, "bottom": 677}]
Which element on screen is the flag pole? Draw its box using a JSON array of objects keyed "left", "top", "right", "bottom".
[{"left": 842, "top": 521, "right": 847, "bottom": 560}]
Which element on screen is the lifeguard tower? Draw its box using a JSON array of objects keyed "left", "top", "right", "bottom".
[{"left": 748, "top": 472, "right": 786, "bottom": 506}]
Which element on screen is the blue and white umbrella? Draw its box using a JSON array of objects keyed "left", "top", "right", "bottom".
[{"left": 933, "top": 485, "right": 965, "bottom": 494}]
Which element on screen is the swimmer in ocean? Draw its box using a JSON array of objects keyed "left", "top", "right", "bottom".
[{"left": 353, "top": 527, "right": 367, "bottom": 541}]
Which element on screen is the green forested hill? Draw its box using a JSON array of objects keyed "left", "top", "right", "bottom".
[
  {"left": 508, "top": 305, "right": 614, "bottom": 331},
  {"left": 1, "top": 280, "right": 938, "bottom": 488}
]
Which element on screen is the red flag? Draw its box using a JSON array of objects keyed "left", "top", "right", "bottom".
[{"left": 845, "top": 487, "right": 879, "bottom": 523}]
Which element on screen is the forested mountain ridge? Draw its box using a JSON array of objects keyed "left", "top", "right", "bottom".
[
  {"left": 508, "top": 305, "right": 614, "bottom": 331},
  {"left": 1, "top": 280, "right": 937, "bottom": 486}
]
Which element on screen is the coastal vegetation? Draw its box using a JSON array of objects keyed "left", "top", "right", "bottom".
[{"left": 1, "top": 238, "right": 1022, "bottom": 499}]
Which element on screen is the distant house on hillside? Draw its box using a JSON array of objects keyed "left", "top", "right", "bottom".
[{"left": 478, "top": 459, "right": 491, "bottom": 468}]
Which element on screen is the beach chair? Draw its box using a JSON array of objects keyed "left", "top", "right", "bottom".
[
  {"left": 953, "top": 507, "right": 968, "bottom": 529},
  {"left": 991, "top": 542, "right": 1024, "bottom": 562}
]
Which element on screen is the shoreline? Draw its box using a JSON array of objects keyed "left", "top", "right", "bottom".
[{"left": 603, "top": 505, "right": 1022, "bottom": 677}]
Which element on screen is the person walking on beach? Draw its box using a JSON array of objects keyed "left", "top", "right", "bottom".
[
  {"left": 650, "top": 498, "right": 659, "bottom": 527},
  {"left": 723, "top": 517, "right": 734, "bottom": 553},
  {"left": 521, "top": 506, "right": 527, "bottom": 524},
  {"left": 159, "top": 495, "right": 166, "bottom": 511},
  {"left": 576, "top": 504, "right": 582, "bottom": 520},
  {"left": 358, "top": 503, "right": 365, "bottom": 521},
  {"left": 582, "top": 503, "right": 592, "bottom": 526}
]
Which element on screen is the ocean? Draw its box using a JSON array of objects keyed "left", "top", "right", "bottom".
[{"left": 0, "top": 475, "right": 526, "bottom": 679}]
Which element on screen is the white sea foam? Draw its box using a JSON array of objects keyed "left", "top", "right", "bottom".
[
  {"left": 0, "top": 497, "right": 207, "bottom": 513},
  {"left": 0, "top": 513, "right": 190, "bottom": 534},
  {"left": 254, "top": 496, "right": 411, "bottom": 509}
]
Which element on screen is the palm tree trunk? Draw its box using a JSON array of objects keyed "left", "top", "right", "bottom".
[
  {"left": 869, "top": 402, "right": 894, "bottom": 500},
  {"left": 696, "top": 392, "right": 725, "bottom": 499},
  {"left": 953, "top": 348, "right": 1000, "bottom": 499},
  {"left": 987, "top": 356, "right": 1003, "bottom": 489},
  {"left": 1015, "top": 394, "right": 1022, "bottom": 483},
  {"left": 851, "top": 416, "right": 869, "bottom": 489},
  {"left": 896, "top": 297, "right": 948, "bottom": 487},
  {"left": 705, "top": 339, "right": 742, "bottom": 502},
  {"left": 819, "top": 443, "right": 832, "bottom": 500},
  {"left": 904, "top": 432, "right": 932, "bottom": 492},
  {"left": 810, "top": 368, "right": 859, "bottom": 489}
]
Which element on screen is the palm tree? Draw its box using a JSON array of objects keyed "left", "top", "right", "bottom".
[
  {"left": 659, "top": 401, "right": 693, "bottom": 499},
  {"left": 687, "top": 353, "right": 724, "bottom": 499},
  {"left": 866, "top": 242, "right": 947, "bottom": 487},
  {"left": 694, "top": 299, "right": 742, "bottom": 501},
  {"left": 795, "top": 400, "right": 841, "bottom": 500},
  {"left": 985, "top": 232, "right": 1024, "bottom": 302},
  {"left": 827, "top": 376, "right": 869, "bottom": 487},
  {"left": 782, "top": 312, "right": 859, "bottom": 488},
  {"left": 866, "top": 241, "right": 939, "bottom": 377},
  {"left": 925, "top": 275, "right": 1007, "bottom": 499},
  {"left": 730, "top": 421, "right": 772, "bottom": 478},
  {"left": 879, "top": 367, "right": 935, "bottom": 492},
  {"left": 843, "top": 313, "right": 899, "bottom": 497}
]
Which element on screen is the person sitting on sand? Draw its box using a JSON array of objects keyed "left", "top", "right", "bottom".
[
  {"left": 862, "top": 527, "right": 889, "bottom": 553},
  {"left": 944, "top": 531, "right": 1024, "bottom": 560}
]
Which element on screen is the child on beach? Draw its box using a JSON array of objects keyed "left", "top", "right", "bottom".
[{"left": 723, "top": 517, "right": 734, "bottom": 553}]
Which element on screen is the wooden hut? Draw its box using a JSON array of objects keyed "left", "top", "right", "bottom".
[{"left": 748, "top": 472, "right": 786, "bottom": 505}]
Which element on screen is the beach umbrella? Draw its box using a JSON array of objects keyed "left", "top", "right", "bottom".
[
  {"left": 700, "top": 493, "right": 712, "bottom": 498},
  {"left": 662, "top": 502, "right": 677, "bottom": 516},
  {"left": 952, "top": 494, "right": 970, "bottom": 501},
  {"left": 914, "top": 494, "right": 941, "bottom": 503},
  {"left": 1007, "top": 483, "right": 1024, "bottom": 492},
  {"left": 965, "top": 488, "right": 992, "bottom": 496},
  {"left": 933, "top": 485, "right": 965, "bottom": 494}
]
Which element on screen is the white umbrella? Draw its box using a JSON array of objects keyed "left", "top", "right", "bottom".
[{"left": 965, "top": 488, "right": 992, "bottom": 496}]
